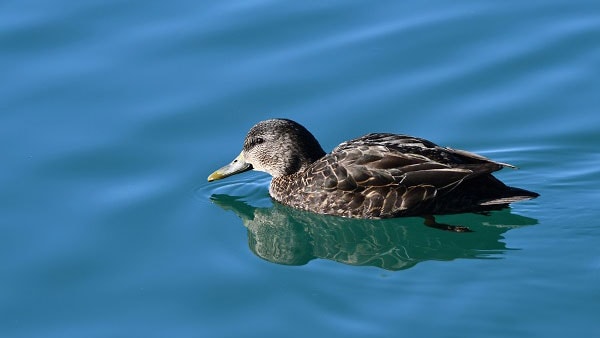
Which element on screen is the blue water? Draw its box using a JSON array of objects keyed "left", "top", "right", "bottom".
[{"left": 2, "top": 0, "right": 599, "bottom": 337}]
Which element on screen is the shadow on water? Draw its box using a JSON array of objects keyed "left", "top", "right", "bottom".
[{"left": 210, "top": 194, "right": 538, "bottom": 271}]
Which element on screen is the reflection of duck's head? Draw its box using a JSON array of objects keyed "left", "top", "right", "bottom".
[
  {"left": 246, "top": 210, "right": 313, "bottom": 266},
  {"left": 210, "top": 194, "right": 538, "bottom": 271},
  {"left": 211, "top": 194, "right": 313, "bottom": 266}
]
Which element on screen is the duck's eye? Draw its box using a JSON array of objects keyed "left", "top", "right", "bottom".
[{"left": 245, "top": 137, "right": 265, "bottom": 150}]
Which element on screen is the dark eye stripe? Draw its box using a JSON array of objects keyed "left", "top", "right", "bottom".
[
  {"left": 250, "top": 137, "right": 264, "bottom": 147},
  {"left": 245, "top": 137, "right": 264, "bottom": 149}
]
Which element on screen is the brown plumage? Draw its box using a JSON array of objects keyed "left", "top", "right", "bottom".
[{"left": 208, "top": 119, "right": 539, "bottom": 218}]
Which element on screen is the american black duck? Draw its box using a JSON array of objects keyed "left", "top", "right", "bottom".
[{"left": 208, "top": 118, "right": 539, "bottom": 219}]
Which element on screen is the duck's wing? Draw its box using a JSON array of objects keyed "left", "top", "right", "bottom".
[
  {"left": 310, "top": 145, "right": 470, "bottom": 193},
  {"left": 333, "top": 133, "right": 515, "bottom": 172},
  {"left": 304, "top": 133, "right": 514, "bottom": 215}
]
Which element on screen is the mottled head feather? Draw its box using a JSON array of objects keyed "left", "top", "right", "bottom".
[{"left": 242, "top": 119, "right": 326, "bottom": 177}]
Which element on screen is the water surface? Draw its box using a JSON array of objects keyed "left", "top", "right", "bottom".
[{"left": 1, "top": 0, "right": 599, "bottom": 337}]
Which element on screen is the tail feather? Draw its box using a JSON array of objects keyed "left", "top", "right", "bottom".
[{"left": 479, "top": 186, "right": 539, "bottom": 206}]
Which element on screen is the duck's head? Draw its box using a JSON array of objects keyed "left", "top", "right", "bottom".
[{"left": 208, "top": 119, "right": 326, "bottom": 181}]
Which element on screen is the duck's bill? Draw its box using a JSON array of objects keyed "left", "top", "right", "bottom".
[{"left": 207, "top": 153, "right": 252, "bottom": 182}]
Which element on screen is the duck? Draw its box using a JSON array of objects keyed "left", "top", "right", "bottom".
[{"left": 207, "top": 118, "right": 539, "bottom": 219}]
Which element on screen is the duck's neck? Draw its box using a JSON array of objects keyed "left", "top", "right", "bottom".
[
  {"left": 269, "top": 172, "right": 304, "bottom": 205},
  {"left": 306, "top": 146, "right": 326, "bottom": 163},
  {"left": 292, "top": 131, "right": 326, "bottom": 174},
  {"left": 277, "top": 147, "right": 325, "bottom": 177}
]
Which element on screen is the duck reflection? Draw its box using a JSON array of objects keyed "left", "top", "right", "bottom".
[{"left": 211, "top": 194, "right": 537, "bottom": 271}]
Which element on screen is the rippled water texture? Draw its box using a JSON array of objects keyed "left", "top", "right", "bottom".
[{"left": 1, "top": 1, "right": 599, "bottom": 337}]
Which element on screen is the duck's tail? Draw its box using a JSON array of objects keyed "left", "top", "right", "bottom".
[
  {"left": 439, "top": 174, "right": 539, "bottom": 213},
  {"left": 417, "top": 174, "right": 539, "bottom": 215},
  {"left": 479, "top": 185, "right": 539, "bottom": 206}
]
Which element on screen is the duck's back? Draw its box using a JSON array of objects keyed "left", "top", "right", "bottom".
[{"left": 270, "top": 133, "right": 538, "bottom": 218}]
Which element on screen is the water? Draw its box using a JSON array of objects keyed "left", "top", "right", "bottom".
[{"left": 1, "top": 0, "right": 599, "bottom": 337}]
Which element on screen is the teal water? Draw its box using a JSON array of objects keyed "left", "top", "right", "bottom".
[{"left": 2, "top": 1, "right": 599, "bottom": 337}]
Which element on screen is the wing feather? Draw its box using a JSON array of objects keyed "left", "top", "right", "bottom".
[{"left": 291, "top": 133, "right": 518, "bottom": 218}]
